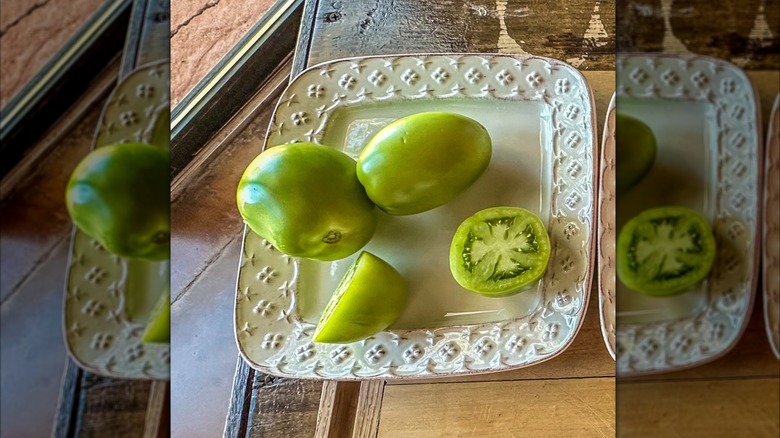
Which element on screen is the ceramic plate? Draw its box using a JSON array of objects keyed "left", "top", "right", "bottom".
[
  {"left": 63, "top": 61, "right": 170, "bottom": 380},
  {"left": 234, "top": 53, "right": 597, "bottom": 380},
  {"left": 764, "top": 94, "right": 780, "bottom": 359},
  {"left": 597, "top": 92, "right": 616, "bottom": 360},
  {"left": 615, "top": 54, "right": 761, "bottom": 376}
]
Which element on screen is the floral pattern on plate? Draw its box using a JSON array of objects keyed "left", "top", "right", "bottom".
[
  {"left": 64, "top": 61, "right": 170, "bottom": 380},
  {"left": 235, "top": 54, "right": 597, "bottom": 379},
  {"left": 615, "top": 54, "right": 761, "bottom": 376}
]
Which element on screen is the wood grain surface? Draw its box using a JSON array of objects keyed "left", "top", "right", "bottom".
[
  {"left": 378, "top": 378, "right": 615, "bottom": 437},
  {"left": 617, "top": 0, "right": 780, "bottom": 69},
  {"left": 310, "top": 0, "right": 615, "bottom": 70},
  {"left": 619, "top": 379, "right": 780, "bottom": 437}
]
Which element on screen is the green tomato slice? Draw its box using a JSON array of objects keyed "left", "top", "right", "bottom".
[
  {"left": 449, "top": 207, "right": 551, "bottom": 296},
  {"left": 617, "top": 206, "right": 716, "bottom": 296},
  {"left": 142, "top": 287, "right": 170, "bottom": 343},
  {"left": 313, "top": 252, "right": 407, "bottom": 344}
]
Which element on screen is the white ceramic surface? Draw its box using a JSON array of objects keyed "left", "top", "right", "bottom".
[
  {"left": 597, "top": 92, "right": 616, "bottom": 360},
  {"left": 235, "top": 54, "right": 597, "bottom": 380},
  {"left": 63, "top": 61, "right": 170, "bottom": 380},
  {"left": 615, "top": 54, "right": 761, "bottom": 376},
  {"left": 764, "top": 94, "right": 780, "bottom": 359}
]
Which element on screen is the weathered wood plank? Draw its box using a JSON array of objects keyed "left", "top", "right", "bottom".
[
  {"left": 245, "top": 374, "right": 323, "bottom": 437},
  {"left": 76, "top": 374, "right": 152, "bottom": 438},
  {"left": 314, "top": 381, "right": 360, "bottom": 438},
  {"left": 224, "top": 358, "right": 255, "bottom": 438},
  {"left": 617, "top": 0, "right": 780, "bottom": 70},
  {"left": 143, "top": 381, "right": 169, "bottom": 438},
  {"left": 378, "top": 378, "right": 616, "bottom": 437},
  {"left": 352, "top": 381, "right": 385, "bottom": 438},
  {"left": 309, "top": 0, "right": 615, "bottom": 70},
  {"left": 618, "top": 378, "right": 780, "bottom": 437}
]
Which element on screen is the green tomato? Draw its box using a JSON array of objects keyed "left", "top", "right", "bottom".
[
  {"left": 616, "top": 113, "right": 656, "bottom": 192},
  {"left": 143, "top": 287, "right": 170, "bottom": 343},
  {"left": 357, "top": 112, "right": 492, "bottom": 215},
  {"left": 237, "top": 142, "right": 377, "bottom": 261},
  {"left": 66, "top": 142, "right": 170, "bottom": 261},
  {"left": 449, "top": 207, "right": 551, "bottom": 296},
  {"left": 617, "top": 206, "right": 716, "bottom": 296},
  {"left": 313, "top": 251, "right": 407, "bottom": 343}
]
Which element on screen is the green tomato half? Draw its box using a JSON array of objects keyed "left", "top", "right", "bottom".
[
  {"left": 449, "top": 207, "right": 551, "bottom": 296},
  {"left": 313, "top": 251, "right": 407, "bottom": 344},
  {"left": 617, "top": 206, "right": 716, "bottom": 296},
  {"left": 357, "top": 112, "right": 492, "bottom": 215},
  {"left": 66, "top": 142, "right": 170, "bottom": 261},
  {"left": 237, "top": 142, "right": 377, "bottom": 261},
  {"left": 142, "top": 287, "right": 170, "bottom": 343}
]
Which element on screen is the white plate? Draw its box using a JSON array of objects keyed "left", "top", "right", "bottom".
[
  {"left": 63, "top": 61, "right": 170, "bottom": 380},
  {"left": 597, "top": 92, "right": 617, "bottom": 360},
  {"left": 615, "top": 54, "right": 761, "bottom": 376},
  {"left": 234, "top": 53, "right": 597, "bottom": 380},
  {"left": 764, "top": 94, "right": 780, "bottom": 359}
]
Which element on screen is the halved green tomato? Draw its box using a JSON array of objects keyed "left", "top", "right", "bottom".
[
  {"left": 449, "top": 207, "right": 551, "bottom": 296},
  {"left": 142, "top": 287, "right": 170, "bottom": 343},
  {"left": 617, "top": 206, "right": 716, "bottom": 296},
  {"left": 313, "top": 252, "right": 407, "bottom": 344}
]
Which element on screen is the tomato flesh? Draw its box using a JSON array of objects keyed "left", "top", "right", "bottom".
[
  {"left": 449, "top": 207, "right": 550, "bottom": 296},
  {"left": 143, "top": 288, "right": 170, "bottom": 343},
  {"left": 617, "top": 206, "right": 716, "bottom": 296},
  {"left": 313, "top": 252, "right": 407, "bottom": 344}
]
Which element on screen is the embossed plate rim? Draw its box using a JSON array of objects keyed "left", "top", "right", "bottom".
[
  {"left": 764, "top": 93, "right": 780, "bottom": 360},
  {"left": 235, "top": 53, "right": 598, "bottom": 380},
  {"left": 615, "top": 53, "right": 762, "bottom": 376},
  {"left": 63, "top": 60, "right": 170, "bottom": 380},
  {"left": 597, "top": 92, "right": 616, "bottom": 360}
]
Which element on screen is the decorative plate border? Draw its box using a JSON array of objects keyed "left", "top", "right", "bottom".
[
  {"left": 615, "top": 54, "right": 762, "bottom": 376},
  {"left": 63, "top": 61, "right": 170, "bottom": 380},
  {"left": 597, "top": 92, "right": 616, "bottom": 360},
  {"left": 764, "top": 94, "right": 780, "bottom": 359},
  {"left": 234, "top": 53, "right": 598, "bottom": 380}
]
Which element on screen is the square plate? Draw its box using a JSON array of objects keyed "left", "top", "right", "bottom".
[
  {"left": 764, "top": 94, "right": 780, "bottom": 359},
  {"left": 63, "top": 61, "right": 170, "bottom": 380},
  {"left": 235, "top": 54, "right": 597, "bottom": 380},
  {"left": 614, "top": 54, "right": 761, "bottom": 376},
  {"left": 597, "top": 92, "right": 617, "bottom": 360}
]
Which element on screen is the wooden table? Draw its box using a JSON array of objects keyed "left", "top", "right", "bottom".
[
  {"left": 1, "top": 1, "right": 169, "bottom": 436},
  {"left": 170, "top": 0, "right": 777, "bottom": 436},
  {"left": 171, "top": 0, "right": 616, "bottom": 436}
]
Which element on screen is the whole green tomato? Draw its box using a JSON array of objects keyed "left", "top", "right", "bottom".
[
  {"left": 237, "top": 142, "right": 377, "bottom": 261},
  {"left": 357, "top": 112, "right": 492, "bottom": 215},
  {"left": 616, "top": 113, "right": 656, "bottom": 192},
  {"left": 66, "top": 142, "right": 170, "bottom": 261}
]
